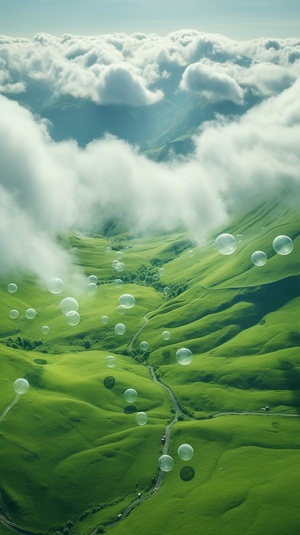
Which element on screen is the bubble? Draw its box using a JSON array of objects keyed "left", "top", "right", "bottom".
[
  {"left": 114, "top": 279, "right": 123, "bottom": 287},
  {"left": 87, "top": 282, "right": 97, "bottom": 292},
  {"left": 9, "top": 309, "right": 19, "bottom": 319},
  {"left": 106, "top": 246, "right": 112, "bottom": 253},
  {"left": 7, "top": 283, "right": 18, "bottom": 293},
  {"left": 236, "top": 234, "right": 243, "bottom": 242},
  {"left": 115, "top": 323, "right": 126, "bottom": 335},
  {"left": 115, "top": 261, "right": 125, "bottom": 272},
  {"left": 116, "top": 251, "right": 124, "bottom": 260},
  {"left": 124, "top": 388, "right": 138, "bottom": 403},
  {"left": 178, "top": 444, "right": 194, "bottom": 461},
  {"left": 118, "top": 294, "right": 136, "bottom": 309},
  {"left": 41, "top": 325, "right": 50, "bottom": 335},
  {"left": 272, "top": 235, "right": 294, "bottom": 255},
  {"left": 158, "top": 268, "right": 164, "bottom": 276},
  {"left": 25, "top": 308, "right": 36, "bottom": 319},
  {"left": 251, "top": 251, "right": 267, "bottom": 266},
  {"left": 60, "top": 297, "right": 79, "bottom": 315},
  {"left": 158, "top": 454, "right": 174, "bottom": 472},
  {"left": 135, "top": 412, "right": 148, "bottom": 426},
  {"left": 188, "top": 249, "right": 194, "bottom": 257},
  {"left": 199, "top": 239, "right": 207, "bottom": 247},
  {"left": 162, "top": 330, "right": 171, "bottom": 340},
  {"left": 106, "top": 355, "right": 116, "bottom": 368},
  {"left": 152, "top": 274, "right": 159, "bottom": 281},
  {"left": 140, "top": 341, "right": 149, "bottom": 351},
  {"left": 215, "top": 233, "right": 238, "bottom": 255},
  {"left": 176, "top": 348, "right": 193, "bottom": 365},
  {"left": 13, "top": 378, "right": 29, "bottom": 395},
  {"left": 87, "top": 275, "right": 98, "bottom": 284},
  {"left": 48, "top": 277, "right": 64, "bottom": 294},
  {"left": 112, "top": 259, "right": 120, "bottom": 268},
  {"left": 66, "top": 311, "right": 80, "bottom": 326},
  {"left": 101, "top": 315, "right": 109, "bottom": 325},
  {"left": 163, "top": 287, "right": 171, "bottom": 296}
]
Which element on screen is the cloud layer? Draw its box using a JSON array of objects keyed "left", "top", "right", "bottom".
[{"left": 0, "top": 30, "right": 300, "bottom": 283}]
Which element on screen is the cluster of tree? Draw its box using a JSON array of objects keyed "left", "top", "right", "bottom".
[{"left": 6, "top": 336, "right": 43, "bottom": 351}]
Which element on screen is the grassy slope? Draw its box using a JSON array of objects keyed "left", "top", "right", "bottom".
[{"left": 0, "top": 195, "right": 299, "bottom": 534}]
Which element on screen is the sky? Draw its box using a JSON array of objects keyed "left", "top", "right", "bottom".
[
  {"left": 1, "top": 0, "right": 300, "bottom": 41},
  {"left": 0, "top": 1, "right": 300, "bottom": 285}
]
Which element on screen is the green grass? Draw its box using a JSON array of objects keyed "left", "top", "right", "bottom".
[{"left": 0, "top": 195, "right": 299, "bottom": 534}]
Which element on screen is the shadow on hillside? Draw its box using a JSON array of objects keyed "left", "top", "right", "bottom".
[{"left": 282, "top": 362, "right": 300, "bottom": 416}]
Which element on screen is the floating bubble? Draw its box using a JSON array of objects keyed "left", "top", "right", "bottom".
[
  {"left": 101, "top": 315, "right": 109, "bottom": 325},
  {"left": 66, "top": 310, "right": 80, "bottom": 326},
  {"left": 152, "top": 273, "right": 159, "bottom": 281},
  {"left": 135, "top": 412, "right": 148, "bottom": 426},
  {"left": 188, "top": 249, "right": 194, "bottom": 257},
  {"left": 118, "top": 294, "right": 136, "bottom": 309},
  {"left": 112, "top": 259, "right": 120, "bottom": 268},
  {"left": 158, "top": 267, "right": 164, "bottom": 276},
  {"left": 162, "top": 330, "right": 171, "bottom": 340},
  {"left": 106, "top": 355, "right": 116, "bottom": 368},
  {"left": 7, "top": 283, "right": 18, "bottom": 293},
  {"left": 87, "top": 275, "right": 98, "bottom": 284},
  {"left": 116, "top": 251, "right": 124, "bottom": 260},
  {"left": 60, "top": 297, "right": 79, "bottom": 315},
  {"left": 117, "top": 305, "right": 126, "bottom": 315},
  {"left": 124, "top": 388, "right": 138, "bottom": 403},
  {"left": 87, "top": 282, "right": 97, "bottom": 292},
  {"left": 48, "top": 277, "right": 64, "bottom": 294},
  {"left": 115, "top": 323, "right": 126, "bottom": 335},
  {"left": 180, "top": 466, "right": 195, "bottom": 481},
  {"left": 163, "top": 287, "right": 171, "bottom": 296},
  {"left": 106, "top": 246, "right": 112, "bottom": 253},
  {"left": 114, "top": 279, "right": 123, "bottom": 287},
  {"left": 236, "top": 234, "right": 243, "bottom": 242},
  {"left": 158, "top": 454, "right": 174, "bottom": 472},
  {"left": 251, "top": 251, "right": 267, "bottom": 266},
  {"left": 178, "top": 444, "right": 194, "bottom": 461},
  {"left": 9, "top": 309, "right": 19, "bottom": 319},
  {"left": 215, "top": 233, "right": 238, "bottom": 255},
  {"left": 13, "top": 378, "right": 29, "bottom": 395},
  {"left": 25, "top": 308, "right": 36, "bottom": 319},
  {"left": 140, "top": 341, "right": 149, "bottom": 351},
  {"left": 199, "top": 239, "right": 207, "bottom": 247},
  {"left": 115, "top": 261, "right": 125, "bottom": 272},
  {"left": 176, "top": 348, "right": 193, "bottom": 365},
  {"left": 41, "top": 325, "right": 50, "bottom": 335},
  {"left": 272, "top": 235, "right": 294, "bottom": 255}
]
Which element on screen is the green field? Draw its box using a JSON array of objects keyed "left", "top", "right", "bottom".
[{"left": 0, "top": 195, "right": 299, "bottom": 535}]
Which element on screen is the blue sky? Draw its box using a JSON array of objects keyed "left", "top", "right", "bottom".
[{"left": 1, "top": 0, "right": 300, "bottom": 39}]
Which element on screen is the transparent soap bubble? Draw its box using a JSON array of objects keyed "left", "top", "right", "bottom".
[
  {"left": 272, "top": 235, "right": 294, "bottom": 255},
  {"left": 114, "top": 279, "right": 123, "bottom": 287},
  {"left": 7, "top": 283, "right": 17, "bottom": 293},
  {"left": 118, "top": 294, "right": 136, "bottom": 309},
  {"left": 101, "top": 315, "right": 109, "bottom": 325},
  {"left": 236, "top": 234, "right": 243, "bottom": 242},
  {"left": 112, "top": 259, "right": 120, "bottom": 269},
  {"left": 178, "top": 443, "right": 194, "bottom": 461},
  {"left": 41, "top": 325, "right": 50, "bottom": 335},
  {"left": 251, "top": 251, "right": 267, "bottom": 266},
  {"left": 188, "top": 249, "right": 194, "bottom": 257},
  {"left": 162, "top": 330, "right": 171, "bottom": 340},
  {"left": 25, "top": 308, "right": 36, "bottom": 319},
  {"left": 115, "top": 323, "right": 126, "bottom": 335},
  {"left": 158, "top": 454, "right": 174, "bottom": 472},
  {"left": 152, "top": 274, "right": 159, "bottom": 282},
  {"left": 87, "top": 282, "right": 97, "bottom": 292},
  {"left": 158, "top": 268, "right": 164, "bottom": 276},
  {"left": 215, "top": 233, "right": 238, "bottom": 255},
  {"left": 115, "top": 262, "right": 125, "bottom": 272},
  {"left": 48, "top": 277, "right": 64, "bottom": 294},
  {"left": 87, "top": 275, "right": 98, "bottom": 284},
  {"left": 163, "top": 287, "right": 171, "bottom": 296},
  {"left": 9, "top": 309, "right": 19, "bottom": 319},
  {"left": 117, "top": 305, "right": 126, "bottom": 315},
  {"left": 135, "top": 412, "right": 148, "bottom": 426},
  {"left": 66, "top": 311, "right": 80, "bottom": 326},
  {"left": 116, "top": 251, "right": 124, "bottom": 260},
  {"left": 106, "top": 246, "right": 112, "bottom": 253},
  {"left": 140, "top": 341, "right": 149, "bottom": 351},
  {"left": 13, "top": 378, "right": 29, "bottom": 395},
  {"left": 176, "top": 348, "right": 193, "bottom": 365},
  {"left": 60, "top": 297, "right": 79, "bottom": 315},
  {"left": 106, "top": 355, "right": 116, "bottom": 368},
  {"left": 124, "top": 388, "right": 138, "bottom": 403}
]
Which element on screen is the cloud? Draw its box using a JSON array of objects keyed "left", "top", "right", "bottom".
[
  {"left": 1, "top": 71, "right": 300, "bottom": 283},
  {"left": 180, "top": 61, "right": 244, "bottom": 104}
]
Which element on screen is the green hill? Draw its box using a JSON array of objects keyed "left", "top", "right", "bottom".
[{"left": 0, "top": 195, "right": 299, "bottom": 535}]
